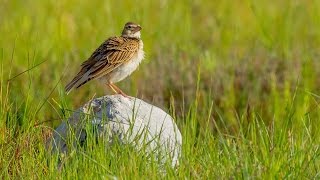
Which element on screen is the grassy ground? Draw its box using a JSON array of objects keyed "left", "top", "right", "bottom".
[{"left": 1, "top": 0, "right": 320, "bottom": 178}]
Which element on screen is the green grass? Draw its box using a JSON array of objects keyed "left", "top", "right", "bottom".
[{"left": 1, "top": 0, "right": 320, "bottom": 178}]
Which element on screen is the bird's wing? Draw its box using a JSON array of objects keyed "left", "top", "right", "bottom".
[
  {"left": 65, "top": 36, "right": 139, "bottom": 92},
  {"left": 86, "top": 36, "right": 140, "bottom": 78}
]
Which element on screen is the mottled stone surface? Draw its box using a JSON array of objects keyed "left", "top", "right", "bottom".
[{"left": 47, "top": 95, "right": 182, "bottom": 167}]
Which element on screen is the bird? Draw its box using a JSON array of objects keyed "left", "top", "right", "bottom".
[{"left": 65, "top": 22, "right": 144, "bottom": 97}]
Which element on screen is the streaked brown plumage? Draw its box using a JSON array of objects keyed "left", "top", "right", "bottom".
[{"left": 65, "top": 22, "right": 144, "bottom": 96}]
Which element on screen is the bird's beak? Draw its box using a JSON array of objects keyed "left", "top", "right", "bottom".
[{"left": 135, "top": 25, "right": 142, "bottom": 32}]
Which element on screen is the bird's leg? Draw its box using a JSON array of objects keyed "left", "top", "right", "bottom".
[
  {"left": 111, "top": 83, "right": 129, "bottom": 97},
  {"left": 107, "top": 83, "right": 128, "bottom": 97},
  {"left": 107, "top": 83, "right": 118, "bottom": 94}
]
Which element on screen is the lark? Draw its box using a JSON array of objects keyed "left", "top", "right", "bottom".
[{"left": 65, "top": 22, "right": 144, "bottom": 97}]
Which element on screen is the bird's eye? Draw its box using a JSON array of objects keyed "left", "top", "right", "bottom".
[{"left": 127, "top": 25, "right": 132, "bottom": 28}]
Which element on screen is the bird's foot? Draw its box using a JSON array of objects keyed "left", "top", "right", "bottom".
[{"left": 118, "top": 90, "right": 129, "bottom": 98}]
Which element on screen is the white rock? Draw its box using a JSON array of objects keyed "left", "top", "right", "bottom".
[{"left": 47, "top": 95, "right": 182, "bottom": 167}]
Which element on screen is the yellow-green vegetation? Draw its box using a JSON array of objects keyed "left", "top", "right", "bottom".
[{"left": 1, "top": 0, "right": 320, "bottom": 178}]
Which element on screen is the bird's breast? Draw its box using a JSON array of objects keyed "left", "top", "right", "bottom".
[{"left": 108, "top": 40, "right": 144, "bottom": 83}]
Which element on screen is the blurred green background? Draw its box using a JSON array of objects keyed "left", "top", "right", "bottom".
[
  {"left": 1, "top": 0, "right": 320, "bottom": 127},
  {"left": 1, "top": 0, "right": 320, "bottom": 178}
]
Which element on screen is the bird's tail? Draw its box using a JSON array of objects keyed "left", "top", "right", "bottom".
[{"left": 65, "top": 72, "right": 91, "bottom": 94}]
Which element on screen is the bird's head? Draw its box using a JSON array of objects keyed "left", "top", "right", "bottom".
[{"left": 121, "top": 22, "right": 142, "bottom": 39}]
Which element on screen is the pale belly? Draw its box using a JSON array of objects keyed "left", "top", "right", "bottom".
[{"left": 99, "top": 42, "right": 144, "bottom": 84}]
